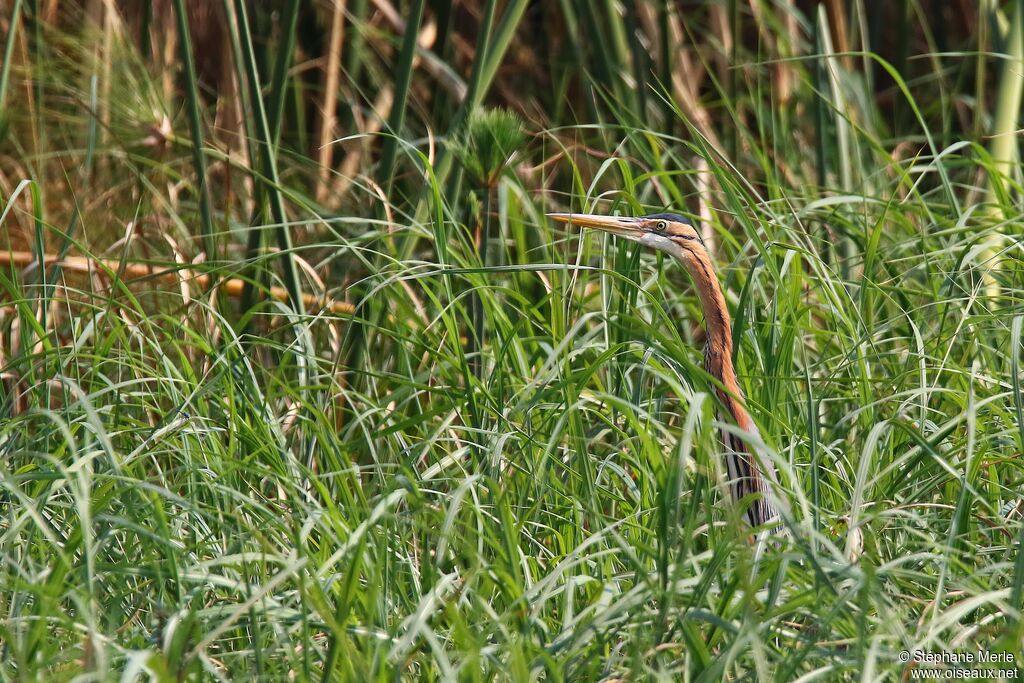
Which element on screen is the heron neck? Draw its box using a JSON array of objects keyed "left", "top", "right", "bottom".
[{"left": 681, "top": 250, "right": 753, "bottom": 431}]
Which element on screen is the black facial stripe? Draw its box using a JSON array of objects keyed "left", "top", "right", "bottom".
[
  {"left": 646, "top": 229, "right": 698, "bottom": 245},
  {"left": 648, "top": 226, "right": 696, "bottom": 241}
]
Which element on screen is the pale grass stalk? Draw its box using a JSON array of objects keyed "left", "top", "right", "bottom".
[
  {"left": 0, "top": 250, "right": 355, "bottom": 315},
  {"left": 316, "top": 0, "right": 346, "bottom": 204},
  {"left": 980, "top": 0, "right": 1024, "bottom": 297}
]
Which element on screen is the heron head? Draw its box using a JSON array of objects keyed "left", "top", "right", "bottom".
[{"left": 547, "top": 211, "right": 704, "bottom": 261}]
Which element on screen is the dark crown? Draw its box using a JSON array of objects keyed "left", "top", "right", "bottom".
[{"left": 642, "top": 212, "right": 693, "bottom": 226}]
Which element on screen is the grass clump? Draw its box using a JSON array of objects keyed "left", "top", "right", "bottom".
[{"left": 454, "top": 107, "right": 527, "bottom": 188}]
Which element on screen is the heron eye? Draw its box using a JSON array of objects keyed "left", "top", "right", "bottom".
[{"left": 656, "top": 220, "right": 667, "bottom": 231}]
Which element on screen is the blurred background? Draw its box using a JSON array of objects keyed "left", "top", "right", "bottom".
[{"left": 0, "top": 1, "right": 1009, "bottom": 250}]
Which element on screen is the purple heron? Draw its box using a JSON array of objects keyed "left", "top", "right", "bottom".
[{"left": 548, "top": 212, "right": 783, "bottom": 530}]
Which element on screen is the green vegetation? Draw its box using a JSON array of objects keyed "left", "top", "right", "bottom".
[{"left": 0, "top": 1, "right": 1022, "bottom": 680}]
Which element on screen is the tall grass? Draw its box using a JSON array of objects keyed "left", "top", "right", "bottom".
[{"left": 0, "top": 1, "right": 1021, "bottom": 680}]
